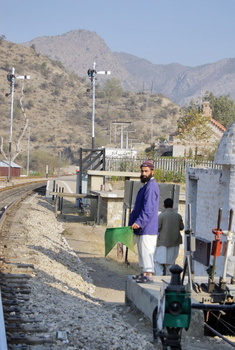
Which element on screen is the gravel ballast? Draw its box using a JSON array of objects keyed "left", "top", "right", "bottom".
[{"left": 21, "top": 194, "right": 156, "bottom": 350}]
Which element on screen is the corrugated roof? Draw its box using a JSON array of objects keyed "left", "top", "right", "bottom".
[
  {"left": 210, "top": 118, "right": 226, "bottom": 132},
  {"left": 0, "top": 160, "right": 21, "bottom": 168}
]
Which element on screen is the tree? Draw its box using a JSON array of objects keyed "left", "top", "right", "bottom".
[
  {"left": 97, "top": 78, "right": 124, "bottom": 123},
  {"left": 101, "top": 78, "right": 123, "bottom": 104},
  {"left": 178, "top": 109, "right": 211, "bottom": 143},
  {"left": 177, "top": 109, "right": 212, "bottom": 158},
  {"left": 29, "top": 150, "right": 59, "bottom": 174},
  {"left": 0, "top": 35, "right": 6, "bottom": 44},
  {"left": 0, "top": 77, "right": 29, "bottom": 163},
  {"left": 204, "top": 92, "right": 235, "bottom": 128}
]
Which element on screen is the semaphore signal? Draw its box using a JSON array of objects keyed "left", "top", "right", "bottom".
[{"left": 87, "top": 62, "right": 111, "bottom": 149}]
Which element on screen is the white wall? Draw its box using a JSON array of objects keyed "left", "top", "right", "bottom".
[{"left": 186, "top": 167, "right": 235, "bottom": 278}]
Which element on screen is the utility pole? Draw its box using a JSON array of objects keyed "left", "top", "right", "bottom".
[
  {"left": 27, "top": 127, "right": 30, "bottom": 176},
  {"left": 112, "top": 121, "right": 132, "bottom": 149},
  {"left": 143, "top": 86, "right": 153, "bottom": 145},
  {"left": 6, "top": 67, "right": 30, "bottom": 181},
  {"left": 87, "top": 62, "right": 111, "bottom": 149},
  {"left": 124, "top": 130, "right": 135, "bottom": 149},
  {"left": 58, "top": 151, "right": 61, "bottom": 179}
]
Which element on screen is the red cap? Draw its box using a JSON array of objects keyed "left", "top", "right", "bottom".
[{"left": 140, "top": 159, "right": 154, "bottom": 170}]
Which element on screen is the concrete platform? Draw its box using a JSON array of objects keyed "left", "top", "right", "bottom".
[{"left": 125, "top": 275, "right": 205, "bottom": 337}]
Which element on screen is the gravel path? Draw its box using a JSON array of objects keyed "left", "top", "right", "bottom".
[
  {"left": 18, "top": 193, "right": 234, "bottom": 349},
  {"left": 21, "top": 194, "right": 156, "bottom": 349}
]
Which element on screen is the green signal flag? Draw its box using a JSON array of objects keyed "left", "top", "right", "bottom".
[{"left": 104, "top": 226, "right": 135, "bottom": 257}]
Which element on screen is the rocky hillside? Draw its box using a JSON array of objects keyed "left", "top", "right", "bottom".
[
  {"left": 22, "top": 30, "right": 235, "bottom": 106},
  {"left": 0, "top": 39, "right": 181, "bottom": 165},
  {"left": 23, "top": 30, "right": 137, "bottom": 91}
]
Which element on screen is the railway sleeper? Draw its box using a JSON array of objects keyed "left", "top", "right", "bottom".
[
  {"left": 2, "top": 293, "right": 30, "bottom": 301},
  {"left": 7, "top": 333, "right": 54, "bottom": 345},
  {"left": 3, "top": 299, "right": 20, "bottom": 305},
  {"left": 8, "top": 346, "right": 54, "bottom": 350},
  {"left": 8, "top": 347, "right": 56, "bottom": 350},
  {"left": 0, "top": 251, "right": 36, "bottom": 257},
  {"left": 0, "top": 283, "right": 31, "bottom": 289},
  {"left": 0, "top": 281, "right": 31, "bottom": 287},
  {"left": 1, "top": 237, "right": 28, "bottom": 242},
  {"left": 0, "top": 259, "right": 34, "bottom": 268},
  {"left": 5, "top": 316, "right": 42, "bottom": 323},
  {"left": 1, "top": 286, "right": 31, "bottom": 294},
  {"left": 0, "top": 258, "right": 37, "bottom": 264},
  {"left": 0, "top": 273, "right": 31, "bottom": 281},
  {"left": 3, "top": 306, "right": 34, "bottom": 314},
  {"left": 2, "top": 245, "right": 29, "bottom": 250},
  {"left": 0, "top": 282, "right": 32, "bottom": 289},
  {"left": 15, "top": 264, "right": 34, "bottom": 269},
  {"left": 6, "top": 324, "right": 48, "bottom": 332},
  {"left": 0, "top": 269, "right": 34, "bottom": 275},
  {"left": 2, "top": 295, "right": 30, "bottom": 303},
  {"left": 1, "top": 252, "right": 30, "bottom": 258},
  {"left": 8, "top": 345, "right": 29, "bottom": 350}
]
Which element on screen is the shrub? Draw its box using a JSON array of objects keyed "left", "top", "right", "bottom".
[
  {"left": 154, "top": 169, "right": 165, "bottom": 182},
  {"left": 40, "top": 62, "right": 50, "bottom": 78},
  {"left": 154, "top": 169, "right": 185, "bottom": 183},
  {"left": 24, "top": 100, "right": 34, "bottom": 109}
]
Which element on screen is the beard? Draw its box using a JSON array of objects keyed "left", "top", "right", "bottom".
[{"left": 140, "top": 174, "right": 153, "bottom": 183}]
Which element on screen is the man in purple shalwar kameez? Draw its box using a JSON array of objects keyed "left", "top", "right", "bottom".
[{"left": 129, "top": 160, "right": 159, "bottom": 283}]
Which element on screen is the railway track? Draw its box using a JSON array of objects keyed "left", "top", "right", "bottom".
[{"left": 0, "top": 181, "right": 53, "bottom": 349}]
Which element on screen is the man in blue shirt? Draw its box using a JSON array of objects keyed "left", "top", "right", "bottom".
[{"left": 129, "top": 160, "right": 159, "bottom": 283}]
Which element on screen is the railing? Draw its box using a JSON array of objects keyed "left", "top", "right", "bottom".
[
  {"left": 78, "top": 147, "right": 106, "bottom": 195},
  {"left": 79, "top": 148, "right": 105, "bottom": 173},
  {"left": 105, "top": 157, "right": 222, "bottom": 173}
]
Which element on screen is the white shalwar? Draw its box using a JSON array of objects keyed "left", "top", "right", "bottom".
[
  {"left": 134, "top": 234, "right": 157, "bottom": 273},
  {"left": 154, "top": 245, "right": 179, "bottom": 276}
]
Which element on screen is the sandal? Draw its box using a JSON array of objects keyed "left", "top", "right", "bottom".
[
  {"left": 136, "top": 276, "right": 153, "bottom": 283},
  {"left": 132, "top": 273, "right": 144, "bottom": 280}
]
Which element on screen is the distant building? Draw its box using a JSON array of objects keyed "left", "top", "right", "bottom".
[
  {"left": 105, "top": 148, "right": 137, "bottom": 159},
  {"left": 169, "top": 102, "right": 226, "bottom": 157},
  {"left": 0, "top": 160, "right": 21, "bottom": 177}
]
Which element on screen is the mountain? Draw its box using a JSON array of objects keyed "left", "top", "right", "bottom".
[
  {"left": 22, "top": 30, "right": 235, "bottom": 106},
  {"left": 0, "top": 39, "right": 181, "bottom": 168},
  {"left": 23, "top": 30, "right": 138, "bottom": 91}
]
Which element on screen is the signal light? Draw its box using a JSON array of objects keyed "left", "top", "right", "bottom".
[
  {"left": 7, "top": 73, "right": 15, "bottom": 82},
  {"left": 87, "top": 69, "right": 96, "bottom": 78}
]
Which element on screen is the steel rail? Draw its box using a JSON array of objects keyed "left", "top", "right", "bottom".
[
  {"left": 0, "top": 289, "right": 7, "bottom": 350},
  {"left": 0, "top": 181, "right": 46, "bottom": 349}
]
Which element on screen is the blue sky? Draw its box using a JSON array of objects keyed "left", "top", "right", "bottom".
[{"left": 1, "top": 0, "right": 235, "bottom": 67}]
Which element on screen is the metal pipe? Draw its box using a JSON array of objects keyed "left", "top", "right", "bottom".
[
  {"left": 204, "top": 323, "right": 235, "bottom": 347},
  {"left": 91, "top": 62, "right": 96, "bottom": 149},
  {"left": 152, "top": 304, "right": 159, "bottom": 342},
  {"left": 192, "top": 303, "right": 235, "bottom": 311},
  {"left": 222, "top": 209, "right": 234, "bottom": 281},
  {"left": 27, "top": 126, "right": 30, "bottom": 176}
]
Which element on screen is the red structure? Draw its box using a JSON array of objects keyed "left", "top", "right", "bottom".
[{"left": 0, "top": 160, "right": 21, "bottom": 177}]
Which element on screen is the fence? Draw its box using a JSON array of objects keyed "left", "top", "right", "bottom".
[{"left": 105, "top": 157, "right": 221, "bottom": 174}]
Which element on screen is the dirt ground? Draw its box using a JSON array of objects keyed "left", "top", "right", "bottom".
[
  {"left": 62, "top": 221, "right": 140, "bottom": 302},
  {"left": 61, "top": 219, "right": 235, "bottom": 350}
]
